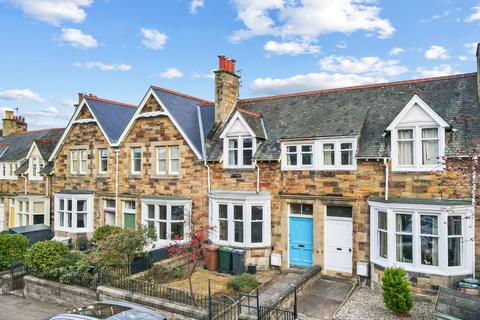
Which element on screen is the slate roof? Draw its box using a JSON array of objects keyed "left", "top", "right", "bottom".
[
  {"left": 238, "top": 109, "right": 267, "bottom": 139},
  {"left": 14, "top": 160, "right": 28, "bottom": 175},
  {"left": 35, "top": 140, "right": 57, "bottom": 160},
  {"left": 152, "top": 87, "right": 215, "bottom": 156},
  {"left": 39, "top": 161, "right": 54, "bottom": 175},
  {"left": 207, "top": 73, "right": 480, "bottom": 161},
  {"left": 85, "top": 97, "right": 137, "bottom": 143},
  {"left": 0, "top": 128, "right": 64, "bottom": 162}
]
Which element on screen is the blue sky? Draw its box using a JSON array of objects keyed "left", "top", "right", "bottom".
[{"left": 0, "top": 0, "right": 479, "bottom": 129}]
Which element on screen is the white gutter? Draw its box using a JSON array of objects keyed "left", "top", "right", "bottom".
[
  {"left": 45, "top": 175, "right": 49, "bottom": 197},
  {"left": 383, "top": 158, "right": 389, "bottom": 201},
  {"left": 203, "top": 160, "right": 211, "bottom": 193},
  {"left": 115, "top": 149, "right": 120, "bottom": 226},
  {"left": 255, "top": 160, "right": 260, "bottom": 193},
  {"left": 471, "top": 155, "right": 478, "bottom": 279}
]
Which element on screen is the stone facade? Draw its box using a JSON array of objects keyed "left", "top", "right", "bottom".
[
  {"left": 2, "top": 111, "right": 27, "bottom": 137},
  {"left": 208, "top": 157, "right": 480, "bottom": 286},
  {"left": 52, "top": 96, "right": 208, "bottom": 236}
]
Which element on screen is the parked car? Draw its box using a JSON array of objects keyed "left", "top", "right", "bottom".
[{"left": 48, "top": 300, "right": 167, "bottom": 320}]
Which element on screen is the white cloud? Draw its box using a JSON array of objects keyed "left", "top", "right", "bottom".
[
  {"left": 415, "top": 64, "right": 459, "bottom": 78},
  {"left": 61, "top": 98, "right": 76, "bottom": 107},
  {"left": 465, "top": 6, "right": 480, "bottom": 22},
  {"left": 250, "top": 72, "right": 385, "bottom": 95},
  {"left": 264, "top": 40, "right": 320, "bottom": 55},
  {"left": 140, "top": 28, "right": 168, "bottom": 50},
  {"left": 230, "top": 0, "right": 395, "bottom": 43},
  {"left": 424, "top": 45, "right": 449, "bottom": 60},
  {"left": 73, "top": 62, "right": 132, "bottom": 72},
  {"left": 192, "top": 71, "right": 214, "bottom": 79},
  {"left": 420, "top": 10, "right": 449, "bottom": 23},
  {"left": 0, "top": 89, "right": 46, "bottom": 103},
  {"left": 318, "top": 55, "right": 408, "bottom": 77},
  {"left": 58, "top": 27, "right": 97, "bottom": 49},
  {"left": 7, "top": 0, "right": 93, "bottom": 26},
  {"left": 156, "top": 68, "right": 183, "bottom": 79},
  {"left": 190, "top": 0, "right": 204, "bottom": 14},
  {"left": 459, "top": 56, "right": 468, "bottom": 61},
  {"left": 389, "top": 47, "right": 404, "bottom": 56},
  {"left": 465, "top": 42, "right": 478, "bottom": 55}
]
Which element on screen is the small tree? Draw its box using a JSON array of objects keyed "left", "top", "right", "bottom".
[
  {"left": 382, "top": 267, "right": 413, "bottom": 315},
  {"left": 91, "top": 226, "right": 156, "bottom": 271},
  {"left": 168, "top": 208, "right": 212, "bottom": 302}
]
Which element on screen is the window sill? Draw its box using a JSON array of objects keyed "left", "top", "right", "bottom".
[
  {"left": 391, "top": 165, "right": 444, "bottom": 173},
  {"left": 223, "top": 166, "right": 256, "bottom": 171},
  {"left": 129, "top": 174, "right": 142, "bottom": 179},
  {"left": 150, "top": 174, "right": 181, "bottom": 180},
  {"left": 371, "top": 258, "right": 472, "bottom": 277}
]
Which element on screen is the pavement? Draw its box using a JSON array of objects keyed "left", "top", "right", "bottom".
[
  {"left": 297, "top": 277, "right": 354, "bottom": 320},
  {"left": 0, "top": 294, "right": 66, "bottom": 320},
  {"left": 258, "top": 272, "right": 304, "bottom": 306}
]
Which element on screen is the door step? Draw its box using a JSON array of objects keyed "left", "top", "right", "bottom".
[{"left": 9, "top": 289, "right": 25, "bottom": 298}]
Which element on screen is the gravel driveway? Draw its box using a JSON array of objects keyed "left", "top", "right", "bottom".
[{"left": 333, "top": 287, "right": 435, "bottom": 320}]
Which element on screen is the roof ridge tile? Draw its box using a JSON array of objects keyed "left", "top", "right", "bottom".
[
  {"left": 9, "top": 128, "right": 64, "bottom": 136},
  {"left": 151, "top": 86, "right": 213, "bottom": 104},
  {"left": 85, "top": 96, "right": 137, "bottom": 108}
]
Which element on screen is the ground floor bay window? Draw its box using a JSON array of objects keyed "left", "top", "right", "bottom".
[
  {"left": 368, "top": 197, "right": 474, "bottom": 276},
  {"left": 54, "top": 192, "right": 94, "bottom": 233},
  {"left": 141, "top": 196, "right": 191, "bottom": 246},
  {"left": 14, "top": 195, "right": 50, "bottom": 227},
  {"left": 209, "top": 191, "right": 271, "bottom": 248}
]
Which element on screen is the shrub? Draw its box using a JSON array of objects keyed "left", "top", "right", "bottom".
[
  {"left": 46, "top": 251, "right": 93, "bottom": 280},
  {"left": 91, "top": 225, "right": 122, "bottom": 244},
  {"left": 228, "top": 273, "right": 258, "bottom": 293},
  {"left": 0, "top": 233, "right": 29, "bottom": 270},
  {"left": 25, "top": 240, "right": 69, "bottom": 277},
  {"left": 73, "top": 235, "right": 90, "bottom": 251},
  {"left": 382, "top": 267, "right": 413, "bottom": 314}
]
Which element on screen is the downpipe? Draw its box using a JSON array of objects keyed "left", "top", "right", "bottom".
[{"left": 383, "top": 158, "right": 389, "bottom": 201}]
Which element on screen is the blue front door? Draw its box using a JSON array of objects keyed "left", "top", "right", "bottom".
[{"left": 289, "top": 217, "right": 313, "bottom": 267}]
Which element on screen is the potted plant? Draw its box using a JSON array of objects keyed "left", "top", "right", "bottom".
[{"left": 382, "top": 267, "right": 413, "bottom": 317}]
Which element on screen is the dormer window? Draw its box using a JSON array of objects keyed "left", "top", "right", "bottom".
[
  {"left": 29, "top": 155, "right": 45, "bottom": 180},
  {"left": 227, "top": 137, "right": 255, "bottom": 168},
  {"left": 387, "top": 95, "right": 448, "bottom": 172}
]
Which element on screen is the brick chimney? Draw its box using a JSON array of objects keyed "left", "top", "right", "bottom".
[
  {"left": 214, "top": 55, "right": 240, "bottom": 123},
  {"left": 2, "top": 110, "right": 27, "bottom": 136}
]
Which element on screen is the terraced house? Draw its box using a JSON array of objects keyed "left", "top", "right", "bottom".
[
  {"left": 2, "top": 47, "right": 480, "bottom": 294},
  {"left": 0, "top": 110, "right": 63, "bottom": 231}
]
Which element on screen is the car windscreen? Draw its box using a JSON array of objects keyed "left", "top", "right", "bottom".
[{"left": 71, "top": 303, "right": 131, "bottom": 319}]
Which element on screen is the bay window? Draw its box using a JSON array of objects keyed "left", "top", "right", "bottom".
[
  {"left": 141, "top": 198, "right": 190, "bottom": 246},
  {"left": 209, "top": 192, "right": 271, "bottom": 248},
  {"left": 369, "top": 200, "right": 474, "bottom": 276},
  {"left": 15, "top": 197, "right": 49, "bottom": 227},
  {"left": 225, "top": 136, "right": 256, "bottom": 168},
  {"left": 55, "top": 194, "right": 93, "bottom": 233}
]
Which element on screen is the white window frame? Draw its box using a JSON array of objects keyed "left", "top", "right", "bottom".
[
  {"left": 70, "top": 151, "right": 78, "bottom": 174},
  {"left": 281, "top": 137, "right": 357, "bottom": 171},
  {"left": 54, "top": 194, "right": 93, "bottom": 233},
  {"left": 369, "top": 201, "right": 474, "bottom": 276},
  {"left": 283, "top": 143, "right": 314, "bottom": 170},
  {"left": 98, "top": 149, "right": 108, "bottom": 174},
  {"left": 123, "top": 200, "right": 136, "bottom": 228},
  {"left": 131, "top": 147, "right": 142, "bottom": 175},
  {"left": 223, "top": 136, "right": 256, "bottom": 169},
  {"left": 0, "top": 162, "right": 19, "bottom": 180},
  {"left": 141, "top": 199, "right": 191, "bottom": 247},
  {"left": 156, "top": 145, "right": 181, "bottom": 176},
  {"left": 209, "top": 192, "right": 271, "bottom": 248},
  {"left": 79, "top": 150, "right": 88, "bottom": 174},
  {"left": 391, "top": 126, "right": 445, "bottom": 172},
  {"left": 103, "top": 199, "right": 116, "bottom": 226}
]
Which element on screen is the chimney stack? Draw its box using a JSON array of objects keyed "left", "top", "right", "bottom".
[
  {"left": 2, "top": 110, "right": 27, "bottom": 136},
  {"left": 214, "top": 55, "right": 240, "bottom": 123}
]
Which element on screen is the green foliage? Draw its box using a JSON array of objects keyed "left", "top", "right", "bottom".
[
  {"left": 173, "top": 267, "right": 185, "bottom": 279},
  {"left": 228, "top": 273, "right": 258, "bottom": 293},
  {"left": 91, "top": 225, "right": 122, "bottom": 244},
  {"left": 0, "top": 233, "right": 29, "bottom": 270},
  {"left": 73, "top": 235, "right": 90, "bottom": 251},
  {"left": 25, "top": 240, "right": 69, "bottom": 277},
  {"left": 90, "top": 226, "right": 157, "bottom": 269},
  {"left": 382, "top": 267, "right": 413, "bottom": 314},
  {"left": 45, "top": 251, "right": 92, "bottom": 279}
]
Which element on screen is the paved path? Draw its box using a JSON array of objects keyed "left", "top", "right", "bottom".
[
  {"left": 258, "top": 272, "right": 303, "bottom": 306},
  {"left": 0, "top": 294, "right": 66, "bottom": 320},
  {"left": 297, "top": 277, "right": 354, "bottom": 320}
]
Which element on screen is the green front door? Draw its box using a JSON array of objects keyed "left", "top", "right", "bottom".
[{"left": 124, "top": 213, "right": 135, "bottom": 229}]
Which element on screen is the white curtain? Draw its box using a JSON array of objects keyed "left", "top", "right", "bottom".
[
  {"left": 398, "top": 130, "right": 413, "bottom": 165},
  {"left": 422, "top": 128, "right": 438, "bottom": 165}
]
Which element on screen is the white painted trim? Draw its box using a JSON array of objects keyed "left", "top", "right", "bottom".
[
  {"left": 223, "top": 136, "right": 257, "bottom": 169},
  {"left": 115, "top": 88, "right": 203, "bottom": 159},
  {"left": 136, "top": 111, "right": 167, "bottom": 118},
  {"left": 219, "top": 112, "right": 256, "bottom": 139},
  {"left": 197, "top": 106, "right": 206, "bottom": 159},
  {"left": 54, "top": 193, "right": 94, "bottom": 233},
  {"left": 49, "top": 99, "right": 114, "bottom": 162},
  {"left": 386, "top": 94, "right": 449, "bottom": 131},
  {"left": 74, "top": 118, "right": 96, "bottom": 124},
  {"left": 368, "top": 201, "right": 475, "bottom": 276}
]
